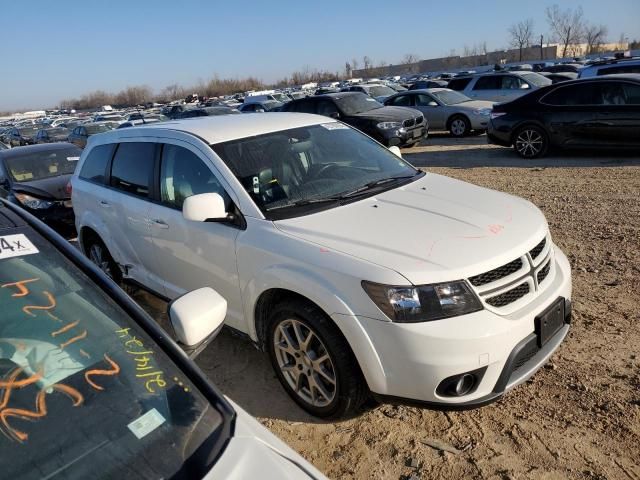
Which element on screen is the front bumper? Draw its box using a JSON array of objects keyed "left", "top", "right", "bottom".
[
  {"left": 334, "top": 246, "right": 572, "bottom": 406},
  {"left": 380, "top": 124, "right": 428, "bottom": 147}
]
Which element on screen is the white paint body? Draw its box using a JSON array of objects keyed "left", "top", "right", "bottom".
[{"left": 73, "top": 114, "right": 572, "bottom": 406}]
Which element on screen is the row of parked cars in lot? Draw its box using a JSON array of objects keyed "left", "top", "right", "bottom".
[{"left": 0, "top": 54, "right": 637, "bottom": 479}]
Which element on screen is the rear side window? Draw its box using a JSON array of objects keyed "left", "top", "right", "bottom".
[
  {"left": 448, "top": 77, "right": 472, "bottom": 91},
  {"left": 542, "top": 84, "right": 599, "bottom": 105},
  {"left": 79, "top": 144, "right": 114, "bottom": 184},
  {"left": 110, "top": 142, "right": 156, "bottom": 197},
  {"left": 387, "top": 95, "right": 413, "bottom": 106},
  {"left": 598, "top": 65, "right": 640, "bottom": 76},
  {"left": 285, "top": 99, "right": 314, "bottom": 113},
  {"left": 473, "top": 76, "right": 502, "bottom": 90}
]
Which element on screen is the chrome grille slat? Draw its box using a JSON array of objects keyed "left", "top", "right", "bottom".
[
  {"left": 529, "top": 237, "right": 546, "bottom": 260},
  {"left": 537, "top": 260, "right": 551, "bottom": 285}
]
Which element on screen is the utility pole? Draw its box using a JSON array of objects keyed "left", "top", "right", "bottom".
[{"left": 540, "top": 34, "right": 544, "bottom": 59}]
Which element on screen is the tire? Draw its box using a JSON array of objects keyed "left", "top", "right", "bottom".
[
  {"left": 448, "top": 115, "right": 470, "bottom": 137},
  {"left": 85, "top": 235, "right": 122, "bottom": 284},
  {"left": 266, "top": 299, "right": 368, "bottom": 419},
  {"left": 513, "top": 125, "right": 549, "bottom": 159}
]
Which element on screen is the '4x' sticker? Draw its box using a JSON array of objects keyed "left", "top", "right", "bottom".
[{"left": 0, "top": 234, "right": 39, "bottom": 260}]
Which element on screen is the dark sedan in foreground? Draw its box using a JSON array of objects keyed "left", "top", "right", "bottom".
[
  {"left": 0, "top": 143, "right": 81, "bottom": 235},
  {"left": 488, "top": 74, "right": 640, "bottom": 158},
  {"left": 282, "top": 92, "right": 427, "bottom": 147}
]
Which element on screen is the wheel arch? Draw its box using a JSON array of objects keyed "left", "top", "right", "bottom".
[
  {"left": 446, "top": 113, "right": 471, "bottom": 131},
  {"left": 509, "top": 120, "right": 549, "bottom": 146}
]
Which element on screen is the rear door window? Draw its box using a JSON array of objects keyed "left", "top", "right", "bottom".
[
  {"left": 110, "top": 143, "right": 156, "bottom": 197},
  {"left": 448, "top": 77, "right": 472, "bottom": 91},
  {"left": 387, "top": 95, "right": 413, "bottom": 106},
  {"left": 542, "top": 83, "right": 600, "bottom": 105},
  {"left": 473, "top": 76, "right": 502, "bottom": 90},
  {"left": 79, "top": 144, "right": 115, "bottom": 184}
]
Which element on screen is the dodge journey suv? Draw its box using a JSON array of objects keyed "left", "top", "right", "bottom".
[{"left": 72, "top": 114, "right": 572, "bottom": 418}]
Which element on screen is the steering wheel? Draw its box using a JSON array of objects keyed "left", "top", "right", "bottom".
[{"left": 313, "top": 163, "right": 341, "bottom": 179}]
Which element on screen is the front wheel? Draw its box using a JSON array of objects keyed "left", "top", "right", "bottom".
[
  {"left": 449, "top": 115, "right": 470, "bottom": 137},
  {"left": 267, "top": 299, "right": 368, "bottom": 418}
]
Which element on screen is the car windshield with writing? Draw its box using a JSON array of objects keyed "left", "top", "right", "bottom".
[
  {"left": 334, "top": 94, "right": 383, "bottom": 114},
  {"left": 85, "top": 124, "right": 114, "bottom": 135},
  {"left": 18, "top": 127, "right": 39, "bottom": 137},
  {"left": 0, "top": 228, "right": 229, "bottom": 479},
  {"left": 368, "top": 86, "right": 396, "bottom": 97},
  {"left": 4, "top": 146, "right": 82, "bottom": 181},
  {"left": 212, "top": 123, "right": 422, "bottom": 220}
]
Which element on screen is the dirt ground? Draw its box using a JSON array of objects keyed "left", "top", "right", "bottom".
[{"left": 132, "top": 134, "right": 640, "bottom": 480}]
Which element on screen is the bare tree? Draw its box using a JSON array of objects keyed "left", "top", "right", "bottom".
[
  {"left": 508, "top": 18, "right": 535, "bottom": 61},
  {"left": 401, "top": 53, "right": 420, "bottom": 65},
  {"left": 584, "top": 24, "right": 608, "bottom": 54},
  {"left": 362, "top": 56, "right": 372, "bottom": 70},
  {"left": 351, "top": 58, "right": 359, "bottom": 72},
  {"left": 545, "top": 5, "right": 586, "bottom": 58},
  {"left": 345, "top": 61, "right": 352, "bottom": 77}
]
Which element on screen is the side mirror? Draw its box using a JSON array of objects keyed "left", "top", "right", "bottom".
[
  {"left": 329, "top": 111, "right": 340, "bottom": 119},
  {"left": 169, "top": 287, "right": 227, "bottom": 358},
  {"left": 520, "top": 83, "right": 531, "bottom": 89},
  {"left": 427, "top": 101, "right": 439, "bottom": 107},
  {"left": 183, "top": 192, "right": 227, "bottom": 222},
  {"left": 256, "top": 108, "right": 265, "bottom": 113},
  {"left": 388, "top": 145, "right": 402, "bottom": 158}
]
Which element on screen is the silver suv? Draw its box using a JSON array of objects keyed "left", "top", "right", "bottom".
[
  {"left": 449, "top": 71, "right": 551, "bottom": 102},
  {"left": 578, "top": 58, "right": 640, "bottom": 78}
]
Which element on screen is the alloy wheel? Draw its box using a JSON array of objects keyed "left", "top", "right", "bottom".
[
  {"left": 515, "top": 129, "right": 544, "bottom": 158},
  {"left": 89, "top": 243, "right": 113, "bottom": 278},
  {"left": 273, "top": 318, "right": 337, "bottom": 407},
  {"left": 451, "top": 118, "right": 467, "bottom": 136}
]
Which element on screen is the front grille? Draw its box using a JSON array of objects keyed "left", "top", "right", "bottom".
[
  {"left": 529, "top": 237, "right": 546, "bottom": 260},
  {"left": 403, "top": 118, "right": 415, "bottom": 128},
  {"left": 537, "top": 260, "right": 551, "bottom": 285},
  {"left": 469, "top": 257, "right": 523, "bottom": 287},
  {"left": 486, "top": 282, "right": 530, "bottom": 308}
]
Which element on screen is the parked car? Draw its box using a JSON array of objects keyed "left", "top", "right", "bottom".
[
  {"left": 238, "top": 100, "right": 283, "bottom": 113},
  {"left": 94, "top": 114, "right": 126, "bottom": 123},
  {"left": 488, "top": 74, "right": 640, "bottom": 158},
  {"left": 177, "top": 106, "right": 240, "bottom": 118},
  {"left": 282, "top": 92, "right": 427, "bottom": 147},
  {"left": 163, "top": 104, "right": 188, "bottom": 119},
  {"left": 346, "top": 84, "right": 398, "bottom": 102},
  {"left": 6, "top": 126, "right": 40, "bottom": 147},
  {"left": 245, "top": 93, "right": 291, "bottom": 104},
  {"left": 385, "top": 88, "right": 494, "bottom": 137},
  {"left": 0, "top": 143, "right": 81, "bottom": 235},
  {"left": 541, "top": 63, "right": 583, "bottom": 74},
  {"left": 539, "top": 72, "right": 579, "bottom": 83},
  {"left": 409, "top": 80, "right": 453, "bottom": 90},
  {"left": 0, "top": 198, "right": 327, "bottom": 480},
  {"left": 35, "top": 126, "right": 70, "bottom": 143},
  {"left": 72, "top": 115, "right": 572, "bottom": 418},
  {"left": 454, "top": 71, "right": 552, "bottom": 102},
  {"left": 67, "top": 122, "right": 116, "bottom": 148},
  {"left": 578, "top": 57, "right": 640, "bottom": 78}
]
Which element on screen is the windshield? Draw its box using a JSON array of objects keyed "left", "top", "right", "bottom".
[
  {"left": 211, "top": 123, "right": 420, "bottom": 220},
  {"left": 521, "top": 73, "right": 552, "bottom": 87},
  {"left": 18, "top": 127, "right": 38, "bottom": 137},
  {"left": 263, "top": 101, "right": 283, "bottom": 112},
  {"left": 272, "top": 93, "right": 290, "bottom": 103},
  {"left": 334, "top": 94, "right": 383, "bottom": 115},
  {"left": 368, "top": 86, "right": 396, "bottom": 97},
  {"left": 5, "top": 146, "right": 82, "bottom": 181},
  {"left": 46, "top": 127, "right": 69, "bottom": 136},
  {"left": 430, "top": 90, "right": 472, "bottom": 105},
  {"left": 85, "top": 124, "right": 114, "bottom": 134},
  {"left": 0, "top": 226, "right": 226, "bottom": 479}
]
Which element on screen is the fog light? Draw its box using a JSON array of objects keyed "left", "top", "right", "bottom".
[
  {"left": 436, "top": 367, "right": 487, "bottom": 398},
  {"left": 455, "top": 374, "right": 475, "bottom": 396}
]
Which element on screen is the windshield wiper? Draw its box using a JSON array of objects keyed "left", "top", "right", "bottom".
[{"left": 337, "top": 173, "right": 420, "bottom": 199}]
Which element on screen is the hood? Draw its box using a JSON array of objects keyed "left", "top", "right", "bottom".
[
  {"left": 352, "top": 105, "right": 421, "bottom": 122},
  {"left": 12, "top": 174, "right": 72, "bottom": 200},
  {"left": 275, "top": 174, "right": 548, "bottom": 285}
]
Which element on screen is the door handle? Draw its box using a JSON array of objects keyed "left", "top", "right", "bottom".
[{"left": 151, "top": 219, "right": 169, "bottom": 228}]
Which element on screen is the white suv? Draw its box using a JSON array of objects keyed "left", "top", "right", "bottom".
[{"left": 72, "top": 114, "right": 572, "bottom": 418}]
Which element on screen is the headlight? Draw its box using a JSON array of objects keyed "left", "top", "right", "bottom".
[
  {"left": 377, "top": 121, "right": 402, "bottom": 130},
  {"left": 473, "top": 108, "right": 492, "bottom": 116},
  {"left": 362, "top": 280, "right": 483, "bottom": 322},
  {"left": 14, "top": 193, "right": 54, "bottom": 210}
]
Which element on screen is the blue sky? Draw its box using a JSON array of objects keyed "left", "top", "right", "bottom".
[{"left": 1, "top": 0, "right": 639, "bottom": 111}]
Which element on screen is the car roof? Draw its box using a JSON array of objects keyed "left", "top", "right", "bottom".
[
  {"left": 0, "top": 142, "right": 77, "bottom": 159},
  {"left": 91, "top": 113, "right": 334, "bottom": 144}
]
